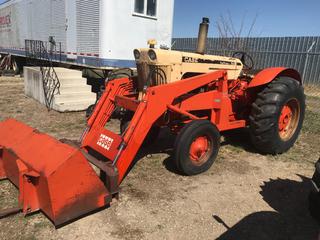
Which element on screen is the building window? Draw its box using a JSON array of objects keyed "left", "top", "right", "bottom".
[
  {"left": 134, "top": 0, "right": 157, "bottom": 17},
  {"left": 147, "top": 0, "right": 157, "bottom": 17},
  {"left": 134, "top": 0, "right": 144, "bottom": 14}
]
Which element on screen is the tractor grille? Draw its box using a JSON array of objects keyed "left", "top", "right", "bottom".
[
  {"left": 136, "top": 63, "right": 169, "bottom": 91},
  {"left": 136, "top": 63, "right": 149, "bottom": 91}
]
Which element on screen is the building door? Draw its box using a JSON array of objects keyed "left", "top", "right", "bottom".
[{"left": 65, "top": 0, "right": 77, "bottom": 59}]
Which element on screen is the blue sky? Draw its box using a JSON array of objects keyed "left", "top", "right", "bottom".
[
  {"left": 173, "top": 0, "right": 320, "bottom": 37},
  {"left": 0, "top": 0, "right": 319, "bottom": 37}
]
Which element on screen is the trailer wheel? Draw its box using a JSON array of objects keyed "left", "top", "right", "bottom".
[
  {"left": 86, "top": 104, "right": 96, "bottom": 118},
  {"left": 174, "top": 120, "right": 220, "bottom": 175},
  {"left": 12, "top": 58, "right": 22, "bottom": 75},
  {"left": 249, "top": 77, "right": 305, "bottom": 154}
]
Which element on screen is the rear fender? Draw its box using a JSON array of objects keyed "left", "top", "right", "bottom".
[{"left": 248, "top": 67, "right": 302, "bottom": 88}]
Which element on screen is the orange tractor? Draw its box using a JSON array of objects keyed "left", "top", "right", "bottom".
[{"left": 0, "top": 18, "right": 305, "bottom": 226}]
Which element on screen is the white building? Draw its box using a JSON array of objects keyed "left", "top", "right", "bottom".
[{"left": 0, "top": 0, "right": 175, "bottom": 68}]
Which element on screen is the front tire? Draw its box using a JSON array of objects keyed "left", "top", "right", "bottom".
[
  {"left": 174, "top": 120, "right": 220, "bottom": 175},
  {"left": 249, "top": 77, "right": 305, "bottom": 154}
]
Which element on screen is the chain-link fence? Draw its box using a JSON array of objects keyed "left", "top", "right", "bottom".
[{"left": 172, "top": 36, "right": 320, "bottom": 97}]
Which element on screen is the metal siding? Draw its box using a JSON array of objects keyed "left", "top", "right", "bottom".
[
  {"left": 76, "top": 0, "right": 100, "bottom": 54},
  {"left": 172, "top": 36, "right": 320, "bottom": 86},
  {"left": 50, "top": 0, "right": 66, "bottom": 51},
  {"left": 0, "top": 0, "right": 66, "bottom": 51},
  {"left": 26, "top": 0, "right": 66, "bottom": 50}
]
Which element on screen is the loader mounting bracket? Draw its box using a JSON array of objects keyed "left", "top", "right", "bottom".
[{"left": 81, "top": 150, "right": 119, "bottom": 196}]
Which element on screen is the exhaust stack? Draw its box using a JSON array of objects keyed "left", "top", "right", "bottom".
[{"left": 196, "top": 17, "right": 210, "bottom": 55}]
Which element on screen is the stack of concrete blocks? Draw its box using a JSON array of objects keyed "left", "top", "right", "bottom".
[{"left": 24, "top": 67, "right": 96, "bottom": 112}]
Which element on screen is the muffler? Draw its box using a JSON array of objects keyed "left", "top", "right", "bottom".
[{"left": 196, "top": 17, "right": 210, "bottom": 55}]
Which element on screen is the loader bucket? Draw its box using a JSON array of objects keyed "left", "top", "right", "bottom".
[{"left": 0, "top": 118, "right": 110, "bottom": 226}]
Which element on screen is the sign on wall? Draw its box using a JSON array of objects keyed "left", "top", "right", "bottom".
[{"left": 0, "top": 11, "right": 11, "bottom": 33}]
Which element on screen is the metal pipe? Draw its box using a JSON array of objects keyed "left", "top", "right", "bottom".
[
  {"left": 167, "top": 104, "right": 201, "bottom": 120},
  {"left": 302, "top": 41, "right": 316, "bottom": 83},
  {"left": 0, "top": 207, "right": 21, "bottom": 219},
  {"left": 196, "top": 17, "right": 210, "bottom": 55}
]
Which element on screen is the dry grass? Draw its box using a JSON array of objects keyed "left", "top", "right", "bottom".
[{"left": 0, "top": 76, "right": 319, "bottom": 240}]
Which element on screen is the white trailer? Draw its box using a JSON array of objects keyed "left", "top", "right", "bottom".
[{"left": 0, "top": 0, "right": 174, "bottom": 69}]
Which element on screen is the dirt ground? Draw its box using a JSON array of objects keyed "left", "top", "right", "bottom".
[{"left": 0, "top": 76, "right": 320, "bottom": 240}]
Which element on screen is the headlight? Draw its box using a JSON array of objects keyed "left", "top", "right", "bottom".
[
  {"left": 133, "top": 49, "right": 140, "bottom": 59},
  {"left": 148, "top": 50, "right": 157, "bottom": 61}
]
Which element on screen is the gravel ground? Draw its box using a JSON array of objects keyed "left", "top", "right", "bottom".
[{"left": 0, "top": 76, "right": 319, "bottom": 240}]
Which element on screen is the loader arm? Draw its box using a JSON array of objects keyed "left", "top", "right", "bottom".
[
  {"left": 0, "top": 70, "right": 228, "bottom": 226},
  {"left": 81, "top": 70, "right": 227, "bottom": 183}
]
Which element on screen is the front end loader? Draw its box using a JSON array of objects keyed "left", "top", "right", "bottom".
[{"left": 0, "top": 18, "right": 305, "bottom": 226}]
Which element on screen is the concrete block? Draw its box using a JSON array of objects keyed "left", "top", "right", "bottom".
[
  {"left": 53, "top": 99, "right": 96, "bottom": 112},
  {"left": 24, "top": 67, "right": 46, "bottom": 105},
  {"left": 59, "top": 84, "right": 92, "bottom": 94},
  {"left": 55, "top": 70, "right": 83, "bottom": 79},
  {"left": 24, "top": 67, "right": 96, "bottom": 112},
  {"left": 54, "top": 92, "right": 96, "bottom": 103}
]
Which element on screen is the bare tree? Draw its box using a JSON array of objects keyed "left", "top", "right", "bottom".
[{"left": 215, "top": 11, "right": 259, "bottom": 51}]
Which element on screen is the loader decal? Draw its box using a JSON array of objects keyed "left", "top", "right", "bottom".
[
  {"left": 97, "top": 134, "right": 114, "bottom": 150},
  {"left": 182, "top": 56, "right": 234, "bottom": 65}
]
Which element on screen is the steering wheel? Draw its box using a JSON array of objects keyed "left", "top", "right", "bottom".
[{"left": 232, "top": 52, "right": 254, "bottom": 71}]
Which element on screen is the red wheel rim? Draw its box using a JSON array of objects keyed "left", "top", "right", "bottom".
[
  {"left": 189, "top": 136, "right": 212, "bottom": 166},
  {"left": 278, "top": 98, "right": 300, "bottom": 141}
]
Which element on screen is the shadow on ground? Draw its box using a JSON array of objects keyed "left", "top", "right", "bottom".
[
  {"left": 221, "top": 128, "right": 258, "bottom": 154},
  {"left": 124, "top": 127, "right": 180, "bottom": 176},
  {"left": 135, "top": 127, "right": 259, "bottom": 175},
  {"left": 214, "top": 175, "right": 319, "bottom": 240}
]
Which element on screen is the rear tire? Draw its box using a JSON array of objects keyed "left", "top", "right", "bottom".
[
  {"left": 174, "top": 120, "right": 220, "bottom": 175},
  {"left": 249, "top": 77, "right": 305, "bottom": 154}
]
